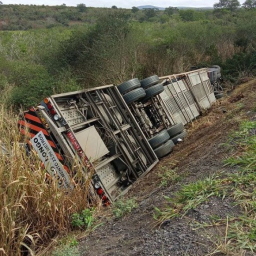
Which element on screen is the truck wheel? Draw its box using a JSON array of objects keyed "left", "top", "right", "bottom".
[
  {"left": 171, "top": 130, "right": 187, "bottom": 145},
  {"left": 211, "top": 65, "right": 221, "bottom": 78},
  {"left": 142, "top": 83, "right": 164, "bottom": 102},
  {"left": 141, "top": 75, "right": 159, "bottom": 89},
  {"left": 118, "top": 78, "right": 141, "bottom": 95},
  {"left": 211, "top": 65, "right": 221, "bottom": 72},
  {"left": 123, "top": 88, "right": 146, "bottom": 105},
  {"left": 215, "top": 93, "right": 224, "bottom": 99},
  {"left": 167, "top": 123, "right": 184, "bottom": 138},
  {"left": 148, "top": 129, "right": 170, "bottom": 149},
  {"left": 154, "top": 140, "right": 175, "bottom": 158}
]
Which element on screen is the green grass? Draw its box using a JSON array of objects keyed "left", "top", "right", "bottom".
[
  {"left": 158, "top": 167, "right": 181, "bottom": 187},
  {"left": 112, "top": 198, "right": 138, "bottom": 218},
  {"left": 51, "top": 244, "right": 80, "bottom": 256},
  {"left": 154, "top": 120, "right": 256, "bottom": 253}
]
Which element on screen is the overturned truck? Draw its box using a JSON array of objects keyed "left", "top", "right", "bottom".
[{"left": 18, "top": 68, "right": 220, "bottom": 203}]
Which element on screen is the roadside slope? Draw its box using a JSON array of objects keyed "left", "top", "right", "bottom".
[{"left": 79, "top": 79, "right": 256, "bottom": 256}]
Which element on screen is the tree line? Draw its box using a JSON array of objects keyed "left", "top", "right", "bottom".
[{"left": 0, "top": 7, "right": 256, "bottom": 109}]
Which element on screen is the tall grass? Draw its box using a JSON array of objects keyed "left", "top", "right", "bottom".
[{"left": 0, "top": 105, "right": 93, "bottom": 255}]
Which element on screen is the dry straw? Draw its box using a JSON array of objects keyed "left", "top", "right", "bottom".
[{"left": 0, "top": 105, "right": 95, "bottom": 255}]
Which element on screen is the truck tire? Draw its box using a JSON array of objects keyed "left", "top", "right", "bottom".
[
  {"left": 142, "top": 83, "right": 164, "bottom": 102},
  {"left": 211, "top": 65, "right": 221, "bottom": 73},
  {"left": 154, "top": 139, "right": 175, "bottom": 158},
  {"left": 167, "top": 123, "right": 184, "bottom": 138},
  {"left": 141, "top": 75, "right": 159, "bottom": 89},
  {"left": 123, "top": 88, "right": 146, "bottom": 105},
  {"left": 148, "top": 129, "right": 170, "bottom": 149},
  {"left": 118, "top": 78, "right": 141, "bottom": 95},
  {"left": 211, "top": 65, "right": 221, "bottom": 79},
  {"left": 171, "top": 130, "right": 187, "bottom": 145},
  {"left": 215, "top": 93, "right": 224, "bottom": 99}
]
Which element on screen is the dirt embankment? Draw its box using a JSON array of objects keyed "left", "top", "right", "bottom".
[{"left": 79, "top": 79, "right": 256, "bottom": 256}]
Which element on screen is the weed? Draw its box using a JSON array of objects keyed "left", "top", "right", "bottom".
[
  {"left": 158, "top": 167, "right": 180, "bottom": 187},
  {"left": 51, "top": 244, "right": 80, "bottom": 256},
  {"left": 112, "top": 198, "right": 138, "bottom": 218},
  {"left": 155, "top": 120, "right": 256, "bottom": 253},
  {"left": 71, "top": 208, "right": 95, "bottom": 229},
  {"left": 228, "top": 216, "right": 256, "bottom": 252},
  {"left": 154, "top": 173, "right": 227, "bottom": 224}
]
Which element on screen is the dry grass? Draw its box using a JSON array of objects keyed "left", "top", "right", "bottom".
[{"left": 0, "top": 105, "right": 94, "bottom": 255}]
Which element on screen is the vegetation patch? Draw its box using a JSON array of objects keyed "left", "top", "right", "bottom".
[
  {"left": 154, "top": 120, "right": 256, "bottom": 253},
  {"left": 0, "top": 106, "right": 95, "bottom": 255},
  {"left": 112, "top": 198, "right": 138, "bottom": 218},
  {"left": 158, "top": 167, "right": 181, "bottom": 187}
]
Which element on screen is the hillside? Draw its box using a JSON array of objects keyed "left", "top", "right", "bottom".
[
  {"left": 0, "top": 4, "right": 213, "bottom": 30},
  {"left": 76, "top": 80, "right": 256, "bottom": 255},
  {"left": 137, "top": 5, "right": 165, "bottom": 10}
]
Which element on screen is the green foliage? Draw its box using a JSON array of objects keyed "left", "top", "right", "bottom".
[
  {"left": 214, "top": 0, "right": 241, "bottom": 11},
  {"left": 158, "top": 167, "right": 180, "bottom": 187},
  {"left": 55, "top": 11, "right": 135, "bottom": 85},
  {"left": 112, "top": 198, "right": 138, "bottom": 218},
  {"left": 131, "top": 6, "right": 139, "bottom": 13},
  {"left": 228, "top": 217, "right": 256, "bottom": 251},
  {"left": 179, "top": 9, "right": 206, "bottom": 21},
  {"left": 222, "top": 51, "right": 256, "bottom": 82},
  {"left": 51, "top": 244, "right": 80, "bottom": 256},
  {"left": 71, "top": 208, "right": 95, "bottom": 229},
  {"left": 143, "top": 8, "right": 157, "bottom": 20},
  {"left": 164, "top": 6, "right": 178, "bottom": 16},
  {"left": 76, "top": 3, "right": 86, "bottom": 12},
  {"left": 243, "top": 0, "right": 256, "bottom": 8},
  {"left": 0, "top": 5, "right": 256, "bottom": 109}
]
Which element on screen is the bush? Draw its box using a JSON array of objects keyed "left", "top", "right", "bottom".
[
  {"left": 71, "top": 208, "right": 95, "bottom": 229},
  {"left": 222, "top": 51, "right": 256, "bottom": 82}
]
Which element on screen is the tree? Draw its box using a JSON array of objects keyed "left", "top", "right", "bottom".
[
  {"left": 56, "top": 12, "right": 133, "bottom": 84},
  {"left": 131, "top": 6, "right": 139, "bottom": 13},
  {"left": 111, "top": 5, "right": 118, "bottom": 9},
  {"left": 77, "top": 3, "right": 86, "bottom": 12},
  {"left": 243, "top": 0, "right": 256, "bottom": 8},
  {"left": 143, "top": 8, "right": 157, "bottom": 20},
  {"left": 164, "top": 6, "right": 178, "bottom": 16},
  {"left": 214, "top": 0, "right": 240, "bottom": 11}
]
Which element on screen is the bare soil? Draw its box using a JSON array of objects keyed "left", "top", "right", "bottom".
[{"left": 79, "top": 79, "right": 256, "bottom": 256}]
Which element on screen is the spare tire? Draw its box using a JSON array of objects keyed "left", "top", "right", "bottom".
[
  {"left": 154, "top": 139, "right": 175, "bottom": 158},
  {"left": 148, "top": 129, "right": 170, "bottom": 149},
  {"left": 141, "top": 75, "right": 159, "bottom": 89},
  {"left": 123, "top": 88, "right": 146, "bottom": 105},
  {"left": 118, "top": 78, "right": 141, "bottom": 95},
  {"left": 172, "top": 130, "right": 187, "bottom": 145},
  {"left": 142, "top": 83, "right": 164, "bottom": 102}
]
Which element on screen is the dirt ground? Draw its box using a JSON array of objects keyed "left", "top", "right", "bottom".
[{"left": 78, "top": 79, "right": 256, "bottom": 256}]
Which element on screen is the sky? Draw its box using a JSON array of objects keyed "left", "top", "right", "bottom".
[{"left": 2, "top": 0, "right": 243, "bottom": 9}]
